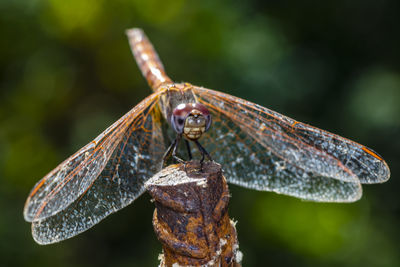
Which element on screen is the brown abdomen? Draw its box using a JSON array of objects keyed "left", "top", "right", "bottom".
[{"left": 126, "top": 28, "right": 173, "bottom": 90}]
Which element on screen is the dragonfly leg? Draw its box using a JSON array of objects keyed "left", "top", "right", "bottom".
[
  {"left": 194, "top": 140, "right": 212, "bottom": 163},
  {"left": 185, "top": 140, "right": 192, "bottom": 160},
  {"left": 162, "top": 134, "right": 184, "bottom": 167},
  {"left": 162, "top": 140, "right": 175, "bottom": 167},
  {"left": 172, "top": 135, "right": 185, "bottom": 164}
]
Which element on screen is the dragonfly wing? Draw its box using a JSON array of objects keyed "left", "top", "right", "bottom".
[
  {"left": 24, "top": 92, "right": 164, "bottom": 226},
  {"left": 192, "top": 86, "right": 389, "bottom": 202},
  {"left": 30, "top": 105, "right": 166, "bottom": 244}
]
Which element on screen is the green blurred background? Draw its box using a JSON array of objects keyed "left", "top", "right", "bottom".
[{"left": 1, "top": 0, "right": 399, "bottom": 266}]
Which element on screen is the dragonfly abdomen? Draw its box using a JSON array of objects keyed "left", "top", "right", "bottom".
[{"left": 126, "top": 28, "right": 173, "bottom": 90}]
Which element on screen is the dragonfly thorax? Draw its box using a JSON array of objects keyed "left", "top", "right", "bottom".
[{"left": 171, "top": 103, "right": 211, "bottom": 140}]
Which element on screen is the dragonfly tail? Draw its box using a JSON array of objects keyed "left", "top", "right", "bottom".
[{"left": 126, "top": 28, "right": 173, "bottom": 91}]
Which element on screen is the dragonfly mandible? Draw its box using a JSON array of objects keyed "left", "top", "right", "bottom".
[{"left": 23, "top": 28, "right": 390, "bottom": 245}]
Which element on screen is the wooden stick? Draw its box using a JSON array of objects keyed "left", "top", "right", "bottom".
[{"left": 145, "top": 161, "right": 242, "bottom": 267}]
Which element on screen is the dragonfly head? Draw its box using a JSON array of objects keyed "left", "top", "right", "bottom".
[{"left": 171, "top": 103, "right": 211, "bottom": 140}]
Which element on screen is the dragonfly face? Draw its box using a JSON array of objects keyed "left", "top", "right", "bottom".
[
  {"left": 23, "top": 28, "right": 390, "bottom": 245},
  {"left": 171, "top": 103, "right": 212, "bottom": 140}
]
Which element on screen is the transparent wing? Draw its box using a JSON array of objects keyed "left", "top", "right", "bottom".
[
  {"left": 30, "top": 106, "right": 166, "bottom": 244},
  {"left": 192, "top": 86, "right": 390, "bottom": 202},
  {"left": 24, "top": 92, "right": 166, "bottom": 243}
]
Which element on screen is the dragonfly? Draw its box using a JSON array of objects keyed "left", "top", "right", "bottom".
[{"left": 24, "top": 28, "right": 390, "bottom": 245}]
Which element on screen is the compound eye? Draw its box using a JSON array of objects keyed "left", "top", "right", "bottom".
[{"left": 171, "top": 114, "right": 186, "bottom": 133}]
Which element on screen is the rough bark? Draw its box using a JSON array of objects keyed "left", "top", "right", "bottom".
[{"left": 145, "top": 161, "right": 242, "bottom": 267}]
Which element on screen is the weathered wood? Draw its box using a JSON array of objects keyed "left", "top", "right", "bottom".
[{"left": 145, "top": 161, "right": 242, "bottom": 267}]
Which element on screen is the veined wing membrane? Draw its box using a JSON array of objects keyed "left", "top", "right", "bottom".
[
  {"left": 24, "top": 92, "right": 163, "bottom": 224},
  {"left": 30, "top": 103, "right": 166, "bottom": 244},
  {"left": 193, "top": 87, "right": 389, "bottom": 201},
  {"left": 283, "top": 122, "right": 390, "bottom": 184}
]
